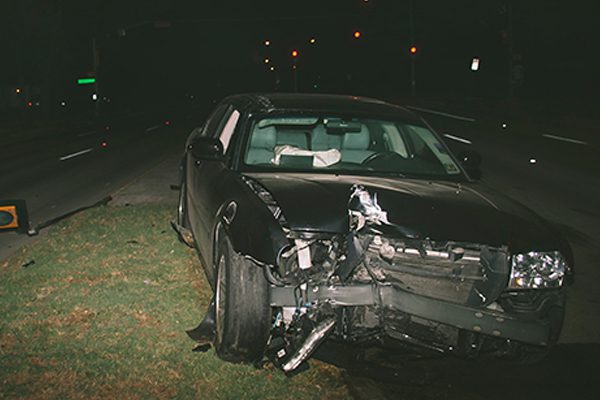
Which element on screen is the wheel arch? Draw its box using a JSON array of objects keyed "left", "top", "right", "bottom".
[{"left": 209, "top": 198, "right": 288, "bottom": 287}]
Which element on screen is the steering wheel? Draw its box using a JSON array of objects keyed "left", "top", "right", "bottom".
[{"left": 361, "top": 151, "right": 402, "bottom": 165}]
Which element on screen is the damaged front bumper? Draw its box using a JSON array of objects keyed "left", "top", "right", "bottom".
[{"left": 270, "top": 283, "right": 556, "bottom": 348}]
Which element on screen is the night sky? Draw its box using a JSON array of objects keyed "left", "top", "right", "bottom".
[{"left": 1, "top": 0, "right": 599, "bottom": 116}]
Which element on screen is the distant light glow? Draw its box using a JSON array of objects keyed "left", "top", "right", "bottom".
[
  {"left": 410, "top": 46, "right": 418, "bottom": 54},
  {"left": 270, "top": 66, "right": 275, "bottom": 71},
  {"left": 101, "top": 141, "right": 108, "bottom": 148},
  {"left": 471, "top": 57, "right": 480, "bottom": 71},
  {"left": 529, "top": 158, "right": 537, "bottom": 164},
  {"left": 264, "top": 40, "right": 270, "bottom": 46},
  {"left": 291, "top": 50, "right": 299, "bottom": 57},
  {"left": 15, "top": 88, "right": 21, "bottom": 94},
  {"left": 27, "top": 101, "right": 33, "bottom": 107},
  {"left": 309, "top": 37, "right": 316, "bottom": 44},
  {"left": 264, "top": 58, "right": 270, "bottom": 64},
  {"left": 502, "top": 123, "right": 507, "bottom": 129},
  {"left": 60, "top": 101, "right": 66, "bottom": 107},
  {"left": 354, "top": 31, "right": 361, "bottom": 39},
  {"left": 92, "top": 93, "right": 98, "bottom": 101}
]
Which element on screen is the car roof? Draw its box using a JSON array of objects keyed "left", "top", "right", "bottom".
[{"left": 224, "top": 93, "right": 423, "bottom": 122}]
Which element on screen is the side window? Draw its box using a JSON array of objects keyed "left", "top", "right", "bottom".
[
  {"left": 202, "top": 104, "right": 229, "bottom": 138},
  {"left": 405, "top": 125, "right": 460, "bottom": 174},
  {"left": 218, "top": 109, "right": 241, "bottom": 153}
]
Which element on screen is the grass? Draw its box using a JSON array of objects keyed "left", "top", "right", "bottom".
[{"left": 0, "top": 204, "right": 351, "bottom": 400}]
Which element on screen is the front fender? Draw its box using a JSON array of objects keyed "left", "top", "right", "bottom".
[{"left": 210, "top": 175, "right": 290, "bottom": 280}]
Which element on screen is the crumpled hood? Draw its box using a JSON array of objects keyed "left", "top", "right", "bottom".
[{"left": 244, "top": 172, "right": 565, "bottom": 253}]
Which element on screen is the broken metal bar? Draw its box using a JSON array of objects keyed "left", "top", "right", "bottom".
[
  {"left": 28, "top": 196, "right": 112, "bottom": 236},
  {"left": 281, "top": 318, "right": 336, "bottom": 372},
  {"left": 271, "top": 284, "right": 376, "bottom": 307}
]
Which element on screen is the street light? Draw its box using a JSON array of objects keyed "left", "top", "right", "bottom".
[
  {"left": 353, "top": 31, "right": 362, "bottom": 39},
  {"left": 409, "top": 45, "right": 418, "bottom": 97},
  {"left": 264, "top": 40, "right": 271, "bottom": 46},
  {"left": 291, "top": 50, "right": 299, "bottom": 92},
  {"left": 309, "top": 37, "right": 316, "bottom": 44}
]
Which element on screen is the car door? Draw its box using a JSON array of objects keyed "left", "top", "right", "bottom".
[{"left": 187, "top": 104, "right": 242, "bottom": 275}]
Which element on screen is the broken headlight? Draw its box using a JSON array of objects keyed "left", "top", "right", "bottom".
[{"left": 508, "top": 251, "right": 566, "bottom": 289}]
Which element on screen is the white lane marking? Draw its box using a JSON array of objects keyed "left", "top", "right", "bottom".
[
  {"left": 59, "top": 148, "right": 94, "bottom": 161},
  {"left": 77, "top": 130, "right": 97, "bottom": 137},
  {"left": 145, "top": 125, "right": 160, "bottom": 132},
  {"left": 406, "top": 106, "right": 476, "bottom": 122},
  {"left": 542, "top": 134, "right": 588, "bottom": 145},
  {"left": 443, "top": 133, "right": 472, "bottom": 145}
]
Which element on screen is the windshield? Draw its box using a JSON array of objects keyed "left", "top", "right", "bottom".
[{"left": 241, "top": 115, "right": 463, "bottom": 179}]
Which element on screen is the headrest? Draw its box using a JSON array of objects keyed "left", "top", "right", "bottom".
[
  {"left": 250, "top": 126, "right": 277, "bottom": 149},
  {"left": 342, "top": 125, "right": 370, "bottom": 150}
]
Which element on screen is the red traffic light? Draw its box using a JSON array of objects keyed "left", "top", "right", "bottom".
[
  {"left": 291, "top": 50, "right": 299, "bottom": 58},
  {"left": 410, "top": 45, "right": 418, "bottom": 55}
]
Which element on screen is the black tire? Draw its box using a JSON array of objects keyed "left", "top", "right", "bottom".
[
  {"left": 174, "top": 181, "right": 195, "bottom": 248},
  {"left": 214, "top": 233, "right": 271, "bottom": 363},
  {"left": 177, "top": 181, "right": 189, "bottom": 229}
]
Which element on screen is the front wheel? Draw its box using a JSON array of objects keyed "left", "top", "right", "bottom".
[{"left": 214, "top": 233, "right": 271, "bottom": 363}]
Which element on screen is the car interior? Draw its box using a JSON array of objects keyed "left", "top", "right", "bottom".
[{"left": 243, "top": 116, "right": 460, "bottom": 175}]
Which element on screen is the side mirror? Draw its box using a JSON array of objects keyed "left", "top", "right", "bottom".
[
  {"left": 190, "top": 137, "right": 224, "bottom": 161},
  {"left": 458, "top": 150, "right": 482, "bottom": 180}
]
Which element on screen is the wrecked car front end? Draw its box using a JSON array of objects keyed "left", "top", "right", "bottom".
[{"left": 259, "top": 185, "right": 568, "bottom": 372}]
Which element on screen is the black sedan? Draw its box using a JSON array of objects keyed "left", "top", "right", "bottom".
[{"left": 173, "top": 93, "right": 573, "bottom": 373}]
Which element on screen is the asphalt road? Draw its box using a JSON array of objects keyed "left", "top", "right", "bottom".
[{"left": 0, "top": 112, "right": 193, "bottom": 261}]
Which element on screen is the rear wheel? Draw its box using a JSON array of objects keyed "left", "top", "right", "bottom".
[
  {"left": 214, "top": 234, "right": 271, "bottom": 363},
  {"left": 177, "top": 181, "right": 189, "bottom": 228},
  {"left": 175, "top": 181, "right": 194, "bottom": 247}
]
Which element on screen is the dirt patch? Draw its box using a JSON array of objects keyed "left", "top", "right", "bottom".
[{"left": 45, "top": 306, "right": 96, "bottom": 328}]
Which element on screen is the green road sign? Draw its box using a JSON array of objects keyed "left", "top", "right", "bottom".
[{"left": 77, "top": 78, "right": 96, "bottom": 85}]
